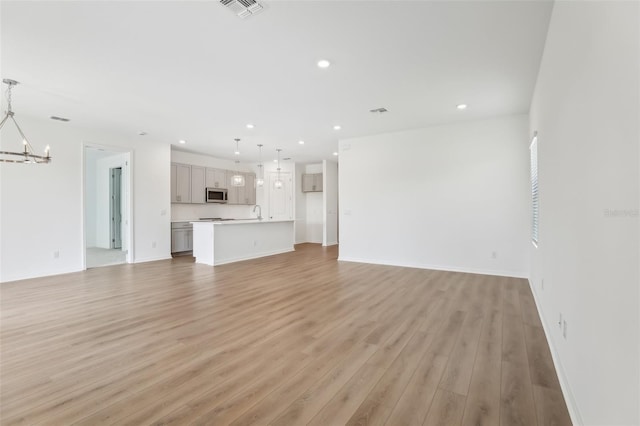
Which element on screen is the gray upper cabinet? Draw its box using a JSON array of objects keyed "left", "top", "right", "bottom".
[
  {"left": 172, "top": 162, "right": 255, "bottom": 204},
  {"left": 191, "top": 166, "right": 205, "bottom": 204},
  {"left": 205, "top": 168, "right": 227, "bottom": 189},
  {"left": 244, "top": 173, "right": 256, "bottom": 205},
  {"left": 225, "top": 171, "right": 256, "bottom": 205},
  {"left": 302, "top": 173, "right": 323, "bottom": 192},
  {"left": 171, "top": 163, "right": 192, "bottom": 203}
]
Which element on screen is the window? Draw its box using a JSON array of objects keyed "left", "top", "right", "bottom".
[{"left": 530, "top": 133, "right": 539, "bottom": 246}]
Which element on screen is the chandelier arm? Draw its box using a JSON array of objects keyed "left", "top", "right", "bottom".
[
  {"left": 0, "top": 113, "right": 10, "bottom": 130},
  {"left": 9, "top": 115, "right": 35, "bottom": 154}
]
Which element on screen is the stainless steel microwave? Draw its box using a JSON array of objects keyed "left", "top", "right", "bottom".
[{"left": 206, "top": 187, "right": 228, "bottom": 203}]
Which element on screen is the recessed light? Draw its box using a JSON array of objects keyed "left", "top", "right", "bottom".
[
  {"left": 317, "top": 59, "right": 331, "bottom": 69},
  {"left": 178, "top": 140, "right": 186, "bottom": 144},
  {"left": 246, "top": 123, "right": 254, "bottom": 129},
  {"left": 333, "top": 152, "right": 338, "bottom": 156},
  {"left": 273, "top": 159, "right": 278, "bottom": 163},
  {"left": 457, "top": 104, "right": 468, "bottom": 110},
  {"left": 298, "top": 140, "right": 305, "bottom": 145},
  {"left": 333, "top": 125, "right": 341, "bottom": 130}
]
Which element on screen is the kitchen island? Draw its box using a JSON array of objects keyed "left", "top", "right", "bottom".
[{"left": 191, "top": 219, "right": 295, "bottom": 266}]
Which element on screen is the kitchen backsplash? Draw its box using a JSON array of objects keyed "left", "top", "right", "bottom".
[{"left": 172, "top": 203, "right": 256, "bottom": 221}]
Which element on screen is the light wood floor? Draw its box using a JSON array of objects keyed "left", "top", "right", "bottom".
[{"left": 0, "top": 244, "right": 571, "bottom": 425}]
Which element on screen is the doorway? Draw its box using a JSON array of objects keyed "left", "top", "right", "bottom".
[
  {"left": 110, "top": 167, "right": 123, "bottom": 249},
  {"left": 84, "top": 146, "right": 132, "bottom": 268}
]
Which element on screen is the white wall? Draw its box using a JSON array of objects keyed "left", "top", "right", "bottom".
[
  {"left": 294, "top": 163, "right": 307, "bottom": 243},
  {"left": 0, "top": 115, "right": 171, "bottom": 282},
  {"left": 323, "top": 160, "right": 338, "bottom": 246},
  {"left": 305, "top": 163, "right": 323, "bottom": 244},
  {"left": 528, "top": 2, "right": 639, "bottom": 424},
  {"left": 84, "top": 149, "right": 100, "bottom": 248},
  {"left": 339, "top": 114, "right": 530, "bottom": 277}
]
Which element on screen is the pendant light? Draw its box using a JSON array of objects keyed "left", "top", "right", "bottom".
[
  {"left": 273, "top": 148, "right": 283, "bottom": 189},
  {"left": 231, "top": 160, "right": 245, "bottom": 187},
  {"left": 231, "top": 138, "right": 245, "bottom": 187},
  {"left": 0, "top": 79, "right": 51, "bottom": 164},
  {"left": 256, "top": 144, "right": 264, "bottom": 187}
]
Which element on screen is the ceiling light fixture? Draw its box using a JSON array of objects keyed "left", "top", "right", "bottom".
[
  {"left": 317, "top": 59, "right": 331, "bottom": 69},
  {"left": 178, "top": 140, "right": 186, "bottom": 144},
  {"left": 457, "top": 104, "right": 468, "bottom": 110},
  {"left": 274, "top": 148, "right": 283, "bottom": 189},
  {"left": 333, "top": 125, "right": 341, "bottom": 130},
  {"left": 298, "top": 140, "right": 305, "bottom": 145},
  {"left": 246, "top": 123, "right": 254, "bottom": 129},
  {"left": 231, "top": 160, "right": 245, "bottom": 187},
  {"left": 234, "top": 138, "right": 241, "bottom": 155},
  {"left": 0, "top": 79, "right": 51, "bottom": 164},
  {"left": 256, "top": 144, "right": 264, "bottom": 187}
]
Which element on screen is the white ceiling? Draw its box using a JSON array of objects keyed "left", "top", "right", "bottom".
[{"left": 1, "top": 0, "right": 552, "bottom": 164}]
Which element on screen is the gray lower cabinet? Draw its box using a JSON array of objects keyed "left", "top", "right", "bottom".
[{"left": 171, "top": 222, "right": 193, "bottom": 253}]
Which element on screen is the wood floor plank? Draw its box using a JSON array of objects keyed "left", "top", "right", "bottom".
[
  {"left": 383, "top": 350, "right": 449, "bottom": 426},
  {"left": 532, "top": 385, "right": 572, "bottom": 426},
  {"left": 423, "top": 389, "right": 466, "bottom": 426},
  {"left": 523, "top": 324, "right": 562, "bottom": 390},
  {"left": 0, "top": 244, "right": 569, "bottom": 426},
  {"left": 500, "top": 360, "right": 538, "bottom": 426}
]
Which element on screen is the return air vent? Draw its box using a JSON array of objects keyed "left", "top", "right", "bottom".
[
  {"left": 220, "top": 0, "right": 264, "bottom": 18},
  {"left": 370, "top": 107, "right": 388, "bottom": 114}
]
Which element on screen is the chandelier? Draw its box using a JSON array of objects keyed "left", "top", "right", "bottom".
[
  {"left": 274, "top": 148, "right": 283, "bottom": 189},
  {"left": 0, "top": 79, "right": 51, "bottom": 164},
  {"left": 256, "top": 144, "right": 264, "bottom": 187}
]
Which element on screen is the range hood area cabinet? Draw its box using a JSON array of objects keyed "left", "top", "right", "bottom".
[
  {"left": 302, "top": 173, "right": 323, "bottom": 193},
  {"left": 171, "top": 162, "right": 256, "bottom": 205},
  {"left": 226, "top": 171, "right": 256, "bottom": 205}
]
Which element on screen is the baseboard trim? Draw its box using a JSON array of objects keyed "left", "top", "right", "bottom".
[
  {"left": 0, "top": 267, "right": 84, "bottom": 284},
  {"left": 134, "top": 255, "right": 173, "bottom": 264},
  {"left": 337, "top": 256, "right": 527, "bottom": 278},
  {"left": 527, "top": 278, "right": 583, "bottom": 426},
  {"left": 323, "top": 241, "right": 338, "bottom": 247}
]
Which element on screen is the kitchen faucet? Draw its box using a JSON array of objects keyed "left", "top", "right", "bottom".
[{"left": 253, "top": 204, "right": 262, "bottom": 220}]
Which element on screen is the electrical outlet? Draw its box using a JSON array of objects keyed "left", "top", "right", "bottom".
[
  {"left": 491, "top": 251, "right": 497, "bottom": 259},
  {"left": 152, "top": 241, "right": 157, "bottom": 248},
  {"left": 563, "top": 320, "right": 568, "bottom": 339},
  {"left": 541, "top": 279, "right": 544, "bottom": 290},
  {"left": 53, "top": 250, "right": 60, "bottom": 259},
  {"left": 253, "top": 240, "right": 257, "bottom": 247}
]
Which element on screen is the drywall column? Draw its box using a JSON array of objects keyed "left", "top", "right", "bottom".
[
  {"left": 528, "top": 1, "right": 639, "bottom": 424},
  {"left": 323, "top": 160, "right": 338, "bottom": 246}
]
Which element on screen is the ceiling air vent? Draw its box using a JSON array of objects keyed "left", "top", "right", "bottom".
[
  {"left": 370, "top": 107, "right": 388, "bottom": 114},
  {"left": 220, "top": 0, "right": 264, "bottom": 18}
]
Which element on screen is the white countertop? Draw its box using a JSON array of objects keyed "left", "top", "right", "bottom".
[{"left": 190, "top": 219, "right": 294, "bottom": 225}]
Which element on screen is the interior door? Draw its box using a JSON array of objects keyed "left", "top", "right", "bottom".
[
  {"left": 110, "top": 167, "right": 122, "bottom": 249},
  {"left": 268, "top": 172, "right": 292, "bottom": 220}
]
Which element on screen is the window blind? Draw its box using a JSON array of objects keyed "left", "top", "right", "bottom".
[{"left": 530, "top": 134, "right": 539, "bottom": 245}]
